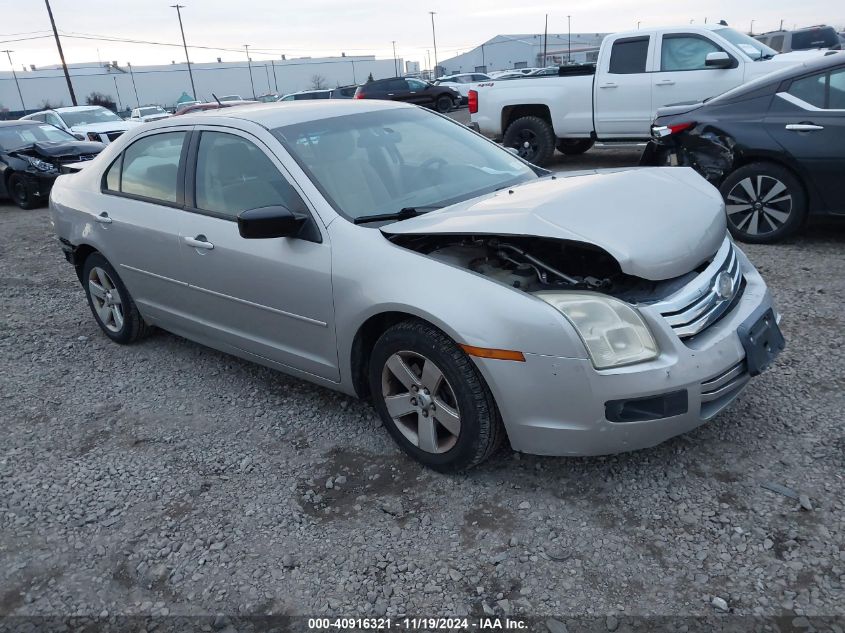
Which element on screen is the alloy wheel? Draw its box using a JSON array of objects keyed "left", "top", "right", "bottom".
[
  {"left": 381, "top": 350, "right": 461, "bottom": 454},
  {"left": 88, "top": 266, "right": 125, "bottom": 333},
  {"left": 514, "top": 129, "right": 538, "bottom": 160},
  {"left": 726, "top": 175, "right": 793, "bottom": 236}
]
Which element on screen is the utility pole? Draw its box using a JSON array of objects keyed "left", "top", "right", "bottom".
[
  {"left": 44, "top": 0, "right": 77, "bottom": 105},
  {"left": 779, "top": 19, "right": 784, "bottom": 30},
  {"left": 429, "top": 12, "right": 439, "bottom": 79},
  {"left": 567, "top": 15, "right": 572, "bottom": 64},
  {"left": 270, "top": 59, "right": 278, "bottom": 92},
  {"left": 392, "top": 41, "right": 398, "bottom": 76},
  {"left": 244, "top": 44, "right": 256, "bottom": 99},
  {"left": 543, "top": 14, "right": 548, "bottom": 67},
  {"left": 481, "top": 43, "right": 485, "bottom": 72},
  {"left": 171, "top": 5, "right": 197, "bottom": 99},
  {"left": 2, "top": 50, "right": 26, "bottom": 114},
  {"left": 637, "top": 21, "right": 641, "bottom": 30},
  {"left": 127, "top": 62, "right": 140, "bottom": 107},
  {"left": 113, "top": 76, "right": 123, "bottom": 112},
  {"left": 749, "top": 19, "right": 755, "bottom": 35}
]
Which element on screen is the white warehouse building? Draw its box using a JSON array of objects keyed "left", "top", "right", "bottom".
[
  {"left": 0, "top": 55, "right": 402, "bottom": 117},
  {"left": 438, "top": 33, "right": 608, "bottom": 76}
]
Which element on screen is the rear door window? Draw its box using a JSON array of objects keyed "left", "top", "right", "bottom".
[
  {"left": 789, "top": 72, "right": 828, "bottom": 108},
  {"left": 608, "top": 37, "right": 650, "bottom": 74},
  {"left": 115, "top": 132, "right": 186, "bottom": 203}
]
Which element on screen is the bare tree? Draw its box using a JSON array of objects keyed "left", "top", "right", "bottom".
[
  {"left": 86, "top": 92, "right": 117, "bottom": 112},
  {"left": 39, "top": 99, "right": 65, "bottom": 110},
  {"left": 309, "top": 74, "right": 327, "bottom": 90}
]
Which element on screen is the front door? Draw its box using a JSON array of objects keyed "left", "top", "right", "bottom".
[
  {"left": 594, "top": 35, "right": 654, "bottom": 138},
  {"left": 178, "top": 128, "right": 339, "bottom": 380},
  {"left": 766, "top": 66, "right": 845, "bottom": 212}
]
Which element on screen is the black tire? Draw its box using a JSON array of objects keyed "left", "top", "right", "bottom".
[
  {"left": 369, "top": 319, "right": 504, "bottom": 472},
  {"left": 556, "top": 138, "right": 594, "bottom": 155},
  {"left": 502, "top": 116, "right": 555, "bottom": 166},
  {"left": 719, "top": 162, "right": 807, "bottom": 244},
  {"left": 8, "top": 173, "right": 41, "bottom": 210},
  {"left": 435, "top": 95, "right": 453, "bottom": 113},
  {"left": 82, "top": 252, "right": 151, "bottom": 344}
]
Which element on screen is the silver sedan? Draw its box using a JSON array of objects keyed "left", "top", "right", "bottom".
[{"left": 49, "top": 100, "right": 784, "bottom": 471}]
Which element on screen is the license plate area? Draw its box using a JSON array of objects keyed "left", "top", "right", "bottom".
[{"left": 738, "top": 307, "right": 785, "bottom": 376}]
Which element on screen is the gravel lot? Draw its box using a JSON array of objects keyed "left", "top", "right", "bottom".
[{"left": 1, "top": 145, "right": 844, "bottom": 627}]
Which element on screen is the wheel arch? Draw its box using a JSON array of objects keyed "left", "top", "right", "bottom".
[
  {"left": 71, "top": 242, "right": 100, "bottom": 283},
  {"left": 501, "top": 104, "right": 552, "bottom": 135}
]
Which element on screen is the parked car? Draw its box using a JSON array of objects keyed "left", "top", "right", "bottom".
[
  {"left": 331, "top": 85, "right": 358, "bottom": 99},
  {"left": 470, "top": 25, "right": 832, "bottom": 165},
  {"left": 354, "top": 77, "right": 459, "bottom": 112},
  {"left": 49, "top": 100, "right": 783, "bottom": 471},
  {"left": 278, "top": 90, "right": 332, "bottom": 101},
  {"left": 175, "top": 100, "right": 202, "bottom": 111},
  {"left": 20, "top": 106, "right": 140, "bottom": 144},
  {"left": 0, "top": 120, "right": 104, "bottom": 209},
  {"left": 129, "top": 105, "right": 171, "bottom": 123},
  {"left": 257, "top": 94, "right": 280, "bottom": 103},
  {"left": 527, "top": 67, "right": 560, "bottom": 77},
  {"left": 434, "top": 73, "right": 492, "bottom": 101},
  {"left": 755, "top": 25, "right": 842, "bottom": 53},
  {"left": 489, "top": 72, "right": 529, "bottom": 81},
  {"left": 217, "top": 95, "right": 244, "bottom": 102},
  {"left": 489, "top": 68, "right": 540, "bottom": 77},
  {"left": 641, "top": 52, "right": 845, "bottom": 243},
  {"left": 173, "top": 100, "right": 257, "bottom": 115}
]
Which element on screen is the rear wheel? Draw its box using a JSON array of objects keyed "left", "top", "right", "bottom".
[
  {"left": 435, "top": 95, "right": 453, "bottom": 113},
  {"left": 502, "top": 116, "right": 555, "bottom": 166},
  {"left": 719, "top": 162, "right": 807, "bottom": 243},
  {"left": 369, "top": 319, "right": 504, "bottom": 472},
  {"left": 556, "top": 138, "right": 594, "bottom": 155},
  {"left": 82, "top": 253, "right": 151, "bottom": 344},
  {"left": 8, "top": 173, "right": 40, "bottom": 210}
]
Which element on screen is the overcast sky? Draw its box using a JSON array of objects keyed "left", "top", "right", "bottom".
[{"left": 1, "top": 0, "right": 842, "bottom": 70}]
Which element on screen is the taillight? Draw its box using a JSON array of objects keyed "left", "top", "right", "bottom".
[
  {"left": 354, "top": 90, "right": 364, "bottom": 99},
  {"left": 468, "top": 89, "right": 478, "bottom": 114},
  {"left": 668, "top": 122, "right": 695, "bottom": 134}
]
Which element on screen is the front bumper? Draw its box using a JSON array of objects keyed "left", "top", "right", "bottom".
[{"left": 472, "top": 246, "right": 781, "bottom": 456}]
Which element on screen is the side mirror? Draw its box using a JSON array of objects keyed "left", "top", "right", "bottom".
[
  {"left": 73, "top": 133, "right": 86, "bottom": 141},
  {"left": 705, "top": 51, "right": 733, "bottom": 68},
  {"left": 237, "top": 205, "right": 306, "bottom": 239}
]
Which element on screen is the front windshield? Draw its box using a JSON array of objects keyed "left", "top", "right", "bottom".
[
  {"left": 138, "top": 107, "right": 165, "bottom": 116},
  {"left": 60, "top": 107, "right": 123, "bottom": 126},
  {"left": 715, "top": 27, "right": 778, "bottom": 60},
  {"left": 0, "top": 124, "right": 76, "bottom": 151},
  {"left": 273, "top": 108, "right": 538, "bottom": 222}
]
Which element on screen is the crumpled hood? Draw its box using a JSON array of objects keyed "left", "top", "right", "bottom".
[
  {"left": 382, "top": 168, "right": 727, "bottom": 281},
  {"left": 69, "top": 121, "right": 141, "bottom": 134},
  {"left": 11, "top": 140, "right": 105, "bottom": 159}
]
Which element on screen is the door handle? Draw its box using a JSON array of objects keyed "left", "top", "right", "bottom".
[
  {"left": 785, "top": 123, "right": 824, "bottom": 131},
  {"left": 184, "top": 235, "right": 214, "bottom": 250},
  {"left": 656, "top": 80, "right": 676, "bottom": 86},
  {"left": 387, "top": 93, "right": 395, "bottom": 96},
  {"left": 599, "top": 83, "right": 617, "bottom": 88},
  {"left": 95, "top": 213, "right": 112, "bottom": 224}
]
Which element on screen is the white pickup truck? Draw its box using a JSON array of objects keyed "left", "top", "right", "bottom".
[{"left": 469, "top": 25, "right": 828, "bottom": 165}]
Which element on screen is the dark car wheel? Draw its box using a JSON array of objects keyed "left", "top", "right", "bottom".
[
  {"left": 8, "top": 173, "right": 41, "bottom": 210},
  {"left": 435, "top": 95, "right": 453, "bottom": 113},
  {"left": 502, "top": 116, "right": 555, "bottom": 166},
  {"left": 369, "top": 319, "right": 504, "bottom": 472},
  {"left": 556, "top": 139, "right": 595, "bottom": 155},
  {"left": 719, "top": 162, "right": 807, "bottom": 244},
  {"left": 82, "top": 253, "right": 151, "bottom": 344}
]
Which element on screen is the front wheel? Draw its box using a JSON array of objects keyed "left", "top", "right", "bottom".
[
  {"left": 8, "top": 173, "right": 41, "bottom": 210},
  {"left": 502, "top": 116, "right": 555, "bottom": 166},
  {"left": 435, "top": 95, "right": 453, "bottom": 113},
  {"left": 719, "top": 162, "right": 807, "bottom": 243},
  {"left": 556, "top": 138, "right": 594, "bottom": 155},
  {"left": 369, "top": 320, "right": 504, "bottom": 472}
]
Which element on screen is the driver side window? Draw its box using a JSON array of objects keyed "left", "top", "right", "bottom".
[
  {"left": 194, "top": 131, "right": 307, "bottom": 219},
  {"left": 661, "top": 35, "right": 722, "bottom": 71}
]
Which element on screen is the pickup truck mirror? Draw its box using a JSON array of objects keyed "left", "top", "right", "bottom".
[{"left": 705, "top": 51, "right": 733, "bottom": 68}]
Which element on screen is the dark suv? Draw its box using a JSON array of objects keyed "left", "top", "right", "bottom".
[{"left": 354, "top": 77, "right": 459, "bottom": 112}]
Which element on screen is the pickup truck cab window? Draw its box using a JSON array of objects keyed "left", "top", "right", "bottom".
[
  {"left": 660, "top": 34, "right": 723, "bottom": 71},
  {"left": 608, "top": 37, "right": 650, "bottom": 74}
]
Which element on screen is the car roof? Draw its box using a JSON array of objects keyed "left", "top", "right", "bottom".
[
  {"left": 0, "top": 120, "right": 41, "bottom": 127},
  {"left": 159, "top": 100, "right": 415, "bottom": 129},
  {"left": 52, "top": 105, "right": 105, "bottom": 112}
]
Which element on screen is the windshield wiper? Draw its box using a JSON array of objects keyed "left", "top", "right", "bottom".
[{"left": 353, "top": 206, "right": 441, "bottom": 225}]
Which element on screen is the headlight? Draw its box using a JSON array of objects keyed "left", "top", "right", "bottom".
[
  {"left": 535, "top": 292, "right": 659, "bottom": 369},
  {"left": 24, "top": 156, "right": 58, "bottom": 172}
]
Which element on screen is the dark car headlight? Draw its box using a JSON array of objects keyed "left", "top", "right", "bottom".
[{"left": 24, "top": 156, "right": 59, "bottom": 173}]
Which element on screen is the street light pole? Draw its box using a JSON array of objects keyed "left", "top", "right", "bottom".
[
  {"left": 543, "top": 14, "right": 548, "bottom": 67},
  {"left": 170, "top": 5, "right": 197, "bottom": 99},
  {"left": 429, "top": 12, "right": 439, "bottom": 78},
  {"left": 2, "top": 50, "right": 27, "bottom": 114},
  {"left": 44, "top": 0, "right": 77, "bottom": 105},
  {"left": 392, "top": 41, "right": 398, "bottom": 76},
  {"left": 127, "top": 62, "right": 140, "bottom": 107},
  {"left": 750, "top": 20, "right": 755, "bottom": 35},
  {"left": 567, "top": 15, "right": 572, "bottom": 64},
  {"left": 244, "top": 44, "right": 256, "bottom": 99}
]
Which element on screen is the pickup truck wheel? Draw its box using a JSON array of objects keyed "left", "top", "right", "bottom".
[
  {"left": 719, "top": 162, "right": 807, "bottom": 244},
  {"left": 503, "top": 116, "right": 555, "bottom": 166},
  {"left": 435, "top": 95, "right": 453, "bottom": 113},
  {"left": 369, "top": 319, "right": 504, "bottom": 472},
  {"left": 556, "top": 139, "right": 595, "bottom": 156}
]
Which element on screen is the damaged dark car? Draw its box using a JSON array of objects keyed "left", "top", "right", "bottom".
[
  {"left": 641, "top": 52, "right": 845, "bottom": 243},
  {"left": 0, "top": 121, "right": 105, "bottom": 209}
]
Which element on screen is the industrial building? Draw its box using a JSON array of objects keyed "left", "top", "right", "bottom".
[
  {"left": 0, "top": 55, "right": 401, "bottom": 116},
  {"left": 437, "top": 32, "right": 608, "bottom": 75}
]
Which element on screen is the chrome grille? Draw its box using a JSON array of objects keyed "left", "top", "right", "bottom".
[
  {"left": 656, "top": 238, "right": 744, "bottom": 340},
  {"left": 700, "top": 360, "right": 749, "bottom": 404}
]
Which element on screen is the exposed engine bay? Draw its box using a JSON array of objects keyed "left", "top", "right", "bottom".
[{"left": 390, "top": 234, "right": 704, "bottom": 303}]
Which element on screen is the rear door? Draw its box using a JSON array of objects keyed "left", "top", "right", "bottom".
[
  {"left": 177, "top": 126, "right": 338, "bottom": 380},
  {"left": 594, "top": 35, "right": 654, "bottom": 138},
  {"left": 652, "top": 33, "right": 744, "bottom": 108},
  {"left": 766, "top": 65, "right": 845, "bottom": 212}
]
